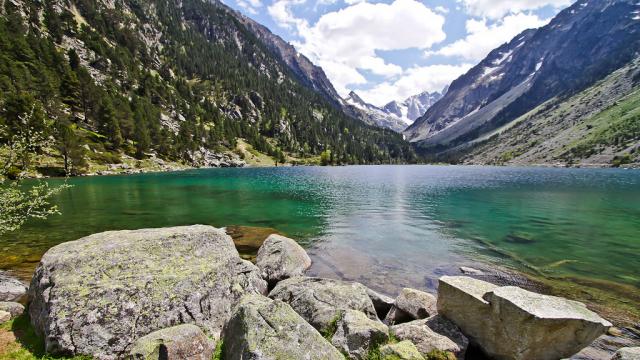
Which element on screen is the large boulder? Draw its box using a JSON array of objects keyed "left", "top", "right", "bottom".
[
  {"left": 0, "top": 270, "right": 27, "bottom": 301},
  {"left": 612, "top": 347, "right": 640, "bottom": 360},
  {"left": 128, "top": 324, "right": 214, "bottom": 360},
  {"left": 385, "top": 288, "right": 437, "bottom": 325},
  {"left": 29, "top": 225, "right": 267, "bottom": 359},
  {"left": 437, "top": 276, "right": 611, "bottom": 360},
  {"left": 331, "top": 309, "right": 389, "bottom": 359},
  {"left": 390, "top": 317, "right": 467, "bottom": 359},
  {"left": 379, "top": 340, "right": 425, "bottom": 360},
  {"left": 269, "top": 277, "right": 379, "bottom": 332},
  {"left": 256, "top": 234, "right": 311, "bottom": 285},
  {"left": 221, "top": 294, "right": 343, "bottom": 360}
]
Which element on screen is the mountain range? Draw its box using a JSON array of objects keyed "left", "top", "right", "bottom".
[
  {"left": 404, "top": 0, "right": 640, "bottom": 167},
  {"left": 343, "top": 89, "right": 444, "bottom": 132}
]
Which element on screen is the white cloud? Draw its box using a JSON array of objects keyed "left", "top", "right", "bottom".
[
  {"left": 286, "top": 0, "right": 446, "bottom": 95},
  {"left": 358, "top": 63, "right": 473, "bottom": 106},
  {"left": 268, "top": 0, "right": 308, "bottom": 30},
  {"left": 236, "top": 0, "right": 263, "bottom": 15},
  {"left": 459, "top": 0, "right": 573, "bottom": 19},
  {"left": 434, "top": 5, "right": 449, "bottom": 14},
  {"left": 427, "top": 12, "right": 549, "bottom": 62}
]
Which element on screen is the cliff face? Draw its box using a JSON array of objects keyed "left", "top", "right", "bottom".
[{"left": 405, "top": 0, "right": 640, "bottom": 161}]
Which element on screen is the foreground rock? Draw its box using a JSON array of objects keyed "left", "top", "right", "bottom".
[
  {"left": 438, "top": 276, "right": 611, "bottom": 360},
  {"left": 0, "top": 301, "right": 25, "bottom": 318},
  {"left": 269, "top": 277, "right": 378, "bottom": 332},
  {"left": 366, "top": 288, "right": 395, "bottom": 319},
  {"left": 0, "top": 270, "right": 27, "bottom": 301},
  {"left": 29, "top": 225, "right": 267, "bottom": 359},
  {"left": 222, "top": 294, "right": 343, "bottom": 360},
  {"left": 385, "top": 288, "right": 437, "bottom": 325},
  {"left": 391, "top": 317, "right": 467, "bottom": 359},
  {"left": 379, "top": 340, "right": 425, "bottom": 360},
  {"left": 256, "top": 234, "right": 311, "bottom": 285},
  {"left": 612, "top": 347, "right": 640, "bottom": 360},
  {"left": 331, "top": 309, "right": 389, "bottom": 359},
  {"left": 0, "top": 310, "right": 10, "bottom": 324},
  {"left": 128, "top": 324, "right": 214, "bottom": 360}
]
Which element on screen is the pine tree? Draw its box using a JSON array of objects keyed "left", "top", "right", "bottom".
[{"left": 97, "top": 97, "right": 123, "bottom": 149}]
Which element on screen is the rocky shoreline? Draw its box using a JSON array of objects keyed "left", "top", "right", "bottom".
[{"left": 0, "top": 225, "right": 638, "bottom": 360}]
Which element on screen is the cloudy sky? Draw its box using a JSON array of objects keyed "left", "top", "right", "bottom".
[{"left": 228, "top": 0, "right": 574, "bottom": 106}]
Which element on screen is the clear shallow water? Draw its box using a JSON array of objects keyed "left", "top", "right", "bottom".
[{"left": 1, "top": 165, "right": 639, "bottom": 296}]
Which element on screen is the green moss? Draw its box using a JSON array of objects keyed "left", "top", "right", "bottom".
[
  {"left": 212, "top": 340, "right": 224, "bottom": 360},
  {"left": 321, "top": 312, "right": 342, "bottom": 341},
  {"left": 424, "top": 350, "right": 456, "bottom": 360}
]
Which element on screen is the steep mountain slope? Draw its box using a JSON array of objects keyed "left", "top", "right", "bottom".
[
  {"left": 383, "top": 90, "right": 444, "bottom": 124},
  {"left": 405, "top": 0, "right": 640, "bottom": 157},
  {"left": 460, "top": 58, "right": 640, "bottom": 167},
  {"left": 0, "top": 0, "right": 415, "bottom": 176}
]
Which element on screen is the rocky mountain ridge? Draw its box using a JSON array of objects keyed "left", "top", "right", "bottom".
[
  {"left": 343, "top": 89, "right": 444, "bottom": 133},
  {"left": 405, "top": 0, "right": 640, "bottom": 165}
]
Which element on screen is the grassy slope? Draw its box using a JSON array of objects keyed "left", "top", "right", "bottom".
[{"left": 461, "top": 58, "right": 640, "bottom": 167}]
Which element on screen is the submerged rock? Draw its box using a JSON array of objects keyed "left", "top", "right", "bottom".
[
  {"left": 331, "top": 309, "right": 389, "bottom": 359},
  {"left": 128, "top": 324, "right": 214, "bottom": 360},
  {"left": 391, "top": 317, "right": 467, "bottom": 359},
  {"left": 256, "top": 234, "right": 311, "bottom": 285},
  {"left": 29, "top": 225, "right": 267, "bottom": 359},
  {"left": 385, "top": 288, "right": 437, "bottom": 325},
  {"left": 437, "top": 276, "right": 611, "bottom": 360},
  {"left": 221, "top": 294, "right": 343, "bottom": 360},
  {"left": 0, "top": 301, "right": 24, "bottom": 318},
  {"left": 269, "top": 277, "right": 379, "bottom": 332},
  {"left": 612, "top": 347, "right": 640, "bottom": 360},
  {"left": 0, "top": 270, "right": 27, "bottom": 301},
  {"left": 379, "top": 340, "right": 425, "bottom": 360}
]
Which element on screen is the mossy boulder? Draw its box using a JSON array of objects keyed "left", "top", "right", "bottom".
[
  {"left": 29, "top": 225, "right": 267, "bottom": 359},
  {"left": 385, "top": 288, "right": 437, "bottom": 325},
  {"left": 0, "top": 301, "right": 25, "bottom": 318},
  {"left": 127, "top": 324, "right": 214, "bottom": 360},
  {"left": 221, "top": 294, "right": 343, "bottom": 360},
  {"left": 379, "top": 340, "right": 425, "bottom": 360},
  {"left": 331, "top": 309, "right": 389, "bottom": 359},
  {"left": 612, "top": 347, "right": 640, "bottom": 360},
  {"left": 390, "top": 317, "right": 467, "bottom": 359},
  {"left": 269, "top": 277, "right": 379, "bottom": 333},
  {"left": 256, "top": 234, "right": 311, "bottom": 286}
]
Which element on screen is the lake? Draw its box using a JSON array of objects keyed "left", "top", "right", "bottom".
[{"left": 2, "top": 166, "right": 639, "bottom": 319}]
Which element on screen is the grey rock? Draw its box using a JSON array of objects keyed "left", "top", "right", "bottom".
[
  {"left": 379, "top": 340, "right": 425, "bottom": 360},
  {"left": 256, "top": 234, "right": 311, "bottom": 285},
  {"left": 0, "top": 310, "right": 10, "bottom": 324},
  {"left": 128, "top": 324, "right": 215, "bottom": 360},
  {"left": 29, "top": 225, "right": 267, "bottom": 359},
  {"left": 438, "top": 276, "right": 612, "bottom": 360},
  {"left": 385, "top": 288, "right": 437, "bottom": 325},
  {"left": 0, "top": 270, "right": 27, "bottom": 301},
  {"left": 0, "top": 301, "right": 25, "bottom": 318},
  {"left": 366, "top": 288, "right": 395, "bottom": 320},
  {"left": 222, "top": 294, "right": 343, "bottom": 360},
  {"left": 331, "top": 309, "right": 389, "bottom": 360},
  {"left": 391, "top": 317, "right": 467, "bottom": 359},
  {"left": 269, "top": 277, "right": 379, "bottom": 332},
  {"left": 612, "top": 347, "right": 640, "bottom": 360}
]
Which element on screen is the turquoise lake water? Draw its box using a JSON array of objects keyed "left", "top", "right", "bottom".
[{"left": 1, "top": 165, "right": 639, "bottom": 299}]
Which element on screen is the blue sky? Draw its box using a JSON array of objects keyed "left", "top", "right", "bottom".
[{"left": 227, "top": 0, "right": 573, "bottom": 106}]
